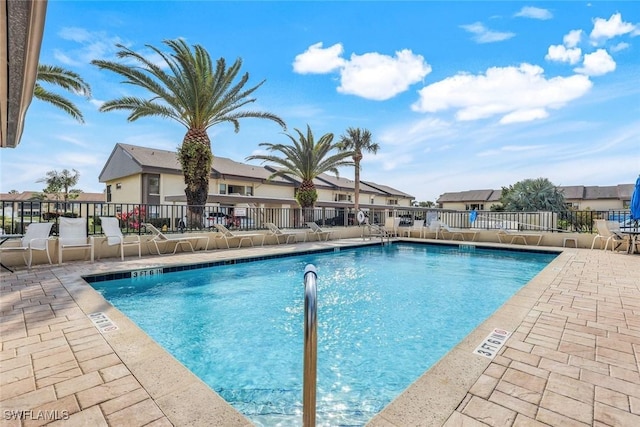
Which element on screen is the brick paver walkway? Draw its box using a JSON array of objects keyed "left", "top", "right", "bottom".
[
  {"left": 444, "top": 248, "right": 640, "bottom": 426},
  {"left": 1, "top": 240, "right": 639, "bottom": 426}
]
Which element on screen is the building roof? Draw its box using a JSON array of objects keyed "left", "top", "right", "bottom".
[
  {"left": 436, "top": 189, "right": 497, "bottom": 203},
  {"left": 99, "top": 143, "right": 292, "bottom": 185},
  {"left": 100, "top": 143, "right": 414, "bottom": 199}
]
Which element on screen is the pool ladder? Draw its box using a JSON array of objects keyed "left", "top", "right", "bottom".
[
  {"left": 303, "top": 264, "right": 318, "bottom": 427},
  {"left": 361, "top": 223, "right": 391, "bottom": 244}
]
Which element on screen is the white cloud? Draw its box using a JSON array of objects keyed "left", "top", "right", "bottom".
[
  {"left": 460, "top": 22, "right": 515, "bottom": 44},
  {"left": 337, "top": 50, "right": 431, "bottom": 100},
  {"left": 590, "top": 13, "right": 637, "bottom": 42},
  {"left": 574, "top": 49, "right": 616, "bottom": 76},
  {"left": 610, "top": 42, "right": 630, "bottom": 52},
  {"left": 514, "top": 6, "right": 553, "bottom": 20},
  {"left": 563, "top": 29, "right": 583, "bottom": 48},
  {"left": 500, "top": 108, "right": 549, "bottom": 124},
  {"left": 545, "top": 45, "right": 582, "bottom": 64},
  {"left": 292, "top": 42, "right": 346, "bottom": 74},
  {"left": 411, "top": 63, "right": 593, "bottom": 124},
  {"left": 58, "top": 27, "right": 92, "bottom": 43},
  {"left": 293, "top": 44, "right": 431, "bottom": 100}
]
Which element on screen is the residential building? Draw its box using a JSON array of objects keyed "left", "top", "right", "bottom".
[
  {"left": 98, "top": 143, "right": 414, "bottom": 210},
  {"left": 437, "top": 184, "right": 634, "bottom": 211}
]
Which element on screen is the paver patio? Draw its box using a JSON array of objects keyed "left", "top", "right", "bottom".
[{"left": 1, "top": 238, "right": 639, "bottom": 426}]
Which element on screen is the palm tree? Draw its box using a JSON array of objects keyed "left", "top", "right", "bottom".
[
  {"left": 37, "top": 168, "right": 81, "bottom": 209},
  {"left": 337, "top": 127, "right": 379, "bottom": 212},
  {"left": 91, "top": 38, "right": 285, "bottom": 223},
  {"left": 246, "top": 125, "right": 354, "bottom": 208},
  {"left": 35, "top": 64, "right": 91, "bottom": 123}
]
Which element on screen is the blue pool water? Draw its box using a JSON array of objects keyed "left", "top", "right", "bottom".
[{"left": 90, "top": 243, "right": 556, "bottom": 426}]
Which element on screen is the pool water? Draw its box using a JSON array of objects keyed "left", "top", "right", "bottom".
[{"left": 90, "top": 243, "right": 556, "bottom": 426}]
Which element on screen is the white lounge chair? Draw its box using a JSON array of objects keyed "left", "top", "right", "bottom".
[
  {"left": 423, "top": 220, "right": 442, "bottom": 239},
  {"left": 0, "top": 222, "right": 53, "bottom": 269},
  {"left": 591, "top": 219, "right": 629, "bottom": 252},
  {"left": 382, "top": 217, "right": 401, "bottom": 237},
  {"left": 144, "top": 223, "right": 207, "bottom": 254},
  {"left": 403, "top": 220, "right": 425, "bottom": 238},
  {"left": 263, "top": 223, "right": 306, "bottom": 245},
  {"left": 440, "top": 223, "right": 479, "bottom": 241},
  {"left": 58, "top": 217, "right": 95, "bottom": 264},
  {"left": 212, "top": 224, "right": 263, "bottom": 249},
  {"left": 99, "top": 217, "right": 142, "bottom": 260},
  {"left": 496, "top": 225, "right": 543, "bottom": 246},
  {"left": 305, "top": 222, "right": 332, "bottom": 241}
]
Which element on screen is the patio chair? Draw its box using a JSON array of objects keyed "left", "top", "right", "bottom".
[
  {"left": 590, "top": 219, "right": 629, "bottom": 252},
  {"left": 440, "top": 223, "right": 478, "bottom": 241},
  {"left": 58, "top": 217, "right": 95, "bottom": 264},
  {"left": 0, "top": 222, "right": 53, "bottom": 269},
  {"left": 305, "top": 222, "right": 333, "bottom": 241},
  {"left": 382, "top": 217, "right": 402, "bottom": 237},
  {"left": 423, "top": 220, "right": 442, "bottom": 239},
  {"left": 263, "top": 223, "right": 306, "bottom": 245},
  {"left": 496, "top": 225, "right": 543, "bottom": 246},
  {"left": 99, "top": 217, "right": 141, "bottom": 260},
  {"left": 403, "top": 220, "right": 425, "bottom": 238},
  {"left": 144, "top": 223, "right": 207, "bottom": 255},
  {"left": 212, "top": 224, "right": 263, "bottom": 249}
]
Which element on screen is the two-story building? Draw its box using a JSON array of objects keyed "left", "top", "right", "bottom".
[{"left": 99, "top": 143, "right": 414, "bottom": 212}]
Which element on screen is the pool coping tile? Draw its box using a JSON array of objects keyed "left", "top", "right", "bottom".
[{"left": 1, "top": 238, "right": 639, "bottom": 427}]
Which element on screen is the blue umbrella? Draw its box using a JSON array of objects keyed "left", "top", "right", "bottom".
[
  {"left": 631, "top": 176, "right": 640, "bottom": 221},
  {"left": 469, "top": 209, "right": 478, "bottom": 224}
]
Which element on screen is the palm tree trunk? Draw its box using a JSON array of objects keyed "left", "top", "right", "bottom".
[
  {"left": 177, "top": 128, "right": 213, "bottom": 228},
  {"left": 353, "top": 153, "right": 362, "bottom": 213}
]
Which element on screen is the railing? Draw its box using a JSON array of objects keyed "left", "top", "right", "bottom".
[
  {"left": 303, "top": 264, "right": 318, "bottom": 427},
  {"left": 0, "top": 199, "right": 632, "bottom": 236}
]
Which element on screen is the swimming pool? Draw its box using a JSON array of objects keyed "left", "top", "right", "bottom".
[{"left": 89, "top": 243, "right": 556, "bottom": 426}]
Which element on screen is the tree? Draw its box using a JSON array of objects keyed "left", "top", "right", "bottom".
[
  {"left": 37, "top": 169, "right": 81, "bottom": 205},
  {"left": 35, "top": 64, "right": 91, "bottom": 123},
  {"left": 246, "top": 125, "right": 354, "bottom": 208},
  {"left": 499, "top": 178, "right": 567, "bottom": 212},
  {"left": 337, "top": 127, "right": 379, "bottom": 213},
  {"left": 91, "top": 39, "right": 285, "bottom": 224}
]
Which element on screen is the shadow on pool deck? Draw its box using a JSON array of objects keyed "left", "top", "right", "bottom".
[{"left": 1, "top": 238, "right": 639, "bottom": 426}]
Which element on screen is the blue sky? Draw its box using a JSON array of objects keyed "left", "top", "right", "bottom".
[{"left": 1, "top": 1, "right": 639, "bottom": 203}]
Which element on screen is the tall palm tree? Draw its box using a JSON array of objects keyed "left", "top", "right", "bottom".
[
  {"left": 91, "top": 38, "right": 285, "bottom": 223},
  {"left": 337, "top": 127, "right": 379, "bottom": 212},
  {"left": 246, "top": 125, "right": 354, "bottom": 208},
  {"left": 35, "top": 64, "right": 91, "bottom": 123}
]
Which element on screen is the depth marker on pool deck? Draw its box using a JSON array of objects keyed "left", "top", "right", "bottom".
[
  {"left": 88, "top": 312, "right": 119, "bottom": 333},
  {"left": 473, "top": 328, "right": 511, "bottom": 359}
]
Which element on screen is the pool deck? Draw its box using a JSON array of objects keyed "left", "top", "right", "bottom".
[{"left": 1, "top": 238, "right": 640, "bottom": 426}]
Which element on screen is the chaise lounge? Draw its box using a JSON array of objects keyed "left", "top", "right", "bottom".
[
  {"left": 144, "top": 223, "right": 207, "bottom": 254},
  {"left": 496, "top": 225, "right": 543, "bottom": 246}
]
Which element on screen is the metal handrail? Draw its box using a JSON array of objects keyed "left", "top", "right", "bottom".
[{"left": 303, "top": 264, "right": 318, "bottom": 427}]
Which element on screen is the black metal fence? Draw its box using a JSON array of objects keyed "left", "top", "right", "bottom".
[{"left": 0, "top": 200, "right": 633, "bottom": 236}]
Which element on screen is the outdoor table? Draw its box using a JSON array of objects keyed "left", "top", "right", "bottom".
[
  {"left": 0, "top": 234, "right": 24, "bottom": 272},
  {"left": 619, "top": 229, "right": 640, "bottom": 254}
]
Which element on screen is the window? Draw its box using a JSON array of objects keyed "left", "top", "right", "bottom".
[
  {"left": 246, "top": 186, "right": 253, "bottom": 196},
  {"left": 148, "top": 176, "right": 160, "bottom": 195},
  {"left": 387, "top": 199, "right": 398, "bottom": 205},
  {"left": 466, "top": 203, "right": 484, "bottom": 211},
  {"left": 219, "top": 184, "right": 227, "bottom": 194},
  {"left": 106, "top": 185, "right": 112, "bottom": 202}
]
